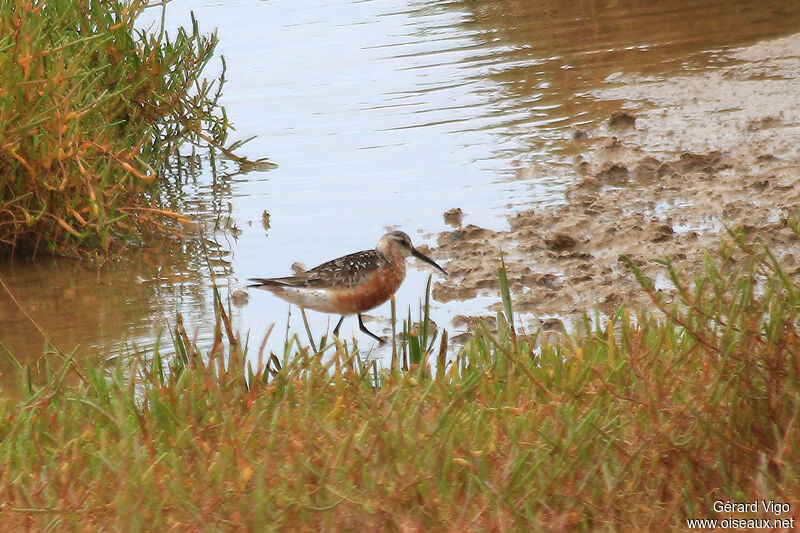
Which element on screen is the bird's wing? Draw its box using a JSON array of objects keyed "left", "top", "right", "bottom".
[
  {"left": 303, "top": 250, "right": 384, "bottom": 288},
  {"left": 249, "top": 250, "right": 386, "bottom": 289}
]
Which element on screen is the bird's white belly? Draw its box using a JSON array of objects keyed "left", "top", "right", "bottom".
[{"left": 265, "top": 286, "right": 342, "bottom": 314}]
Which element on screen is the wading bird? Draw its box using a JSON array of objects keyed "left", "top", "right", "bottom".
[{"left": 248, "top": 231, "right": 447, "bottom": 343}]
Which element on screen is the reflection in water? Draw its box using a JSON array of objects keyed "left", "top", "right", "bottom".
[
  {"left": 0, "top": 155, "right": 237, "bottom": 383},
  {"left": 2, "top": 0, "right": 800, "bottom": 387},
  {"left": 449, "top": 0, "right": 800, "bottom": 157}
]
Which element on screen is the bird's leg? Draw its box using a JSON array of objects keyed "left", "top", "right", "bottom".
[
  {"left": 332, "top": 315, "right": 345, "bottom": 337},
  {"left": 358, "top": 314, "right": 385, "bottom": 344}
]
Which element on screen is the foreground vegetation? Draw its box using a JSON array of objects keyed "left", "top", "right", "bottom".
[
  {"left": 1, "top": 230, "right": 798, "bottom": 531},
  {"left": 0, "top": 0, "right": 243, "bottom": 258}
]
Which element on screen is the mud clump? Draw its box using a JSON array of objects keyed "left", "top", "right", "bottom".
[
  {"left": 651, "top": 225, "right": 674, "bottom": 242},
  {"left": 608, "top": 110, "right": 637, "bottom": 129},
  {"left": 443, "top": 207, "right": 464, "bottom": 228},
  {"left": 596, "top": 163, "right": 630, "bottom": 182},
  {"left": 539, "top": 317, "right": 564, "bottom": 331},
  {"left": 672, "top": 151, "right": 726, "bottom": 174},
  {"left": 545, "top": 233, "right": 579, "bottom": 251}
]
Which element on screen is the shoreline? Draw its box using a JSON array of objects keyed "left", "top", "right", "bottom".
[{"left": 429, "top": 32, "right": 800, "bottom": 331}]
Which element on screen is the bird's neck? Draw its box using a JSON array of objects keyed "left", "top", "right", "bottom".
[{"left": 378, "top": 248, "right": 408, "bottom": 276}]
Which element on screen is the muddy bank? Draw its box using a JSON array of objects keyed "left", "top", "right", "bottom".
[{"left": 430, "top": 32, "right": 800, "bottom": 331}]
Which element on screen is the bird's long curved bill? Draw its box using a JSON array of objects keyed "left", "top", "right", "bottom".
[{"left": 411, "top": 248, "right": 447, "bottom": 276}]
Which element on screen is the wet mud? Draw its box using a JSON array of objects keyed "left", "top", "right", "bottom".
[{"left": 430, "top": 33, "right": 800, "bottom": 331}]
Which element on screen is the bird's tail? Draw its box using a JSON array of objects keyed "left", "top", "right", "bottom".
[{"left": 247, "top": 277, "right": 300, "bottom": 288}]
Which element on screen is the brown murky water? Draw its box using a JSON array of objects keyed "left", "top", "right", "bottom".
[{"left": 3, "top": 0, "right": 800, "bottom": 386}]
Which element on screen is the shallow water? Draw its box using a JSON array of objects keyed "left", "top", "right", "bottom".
[{"left": 3, "top": 0, "right": 800, "bottom": 381}]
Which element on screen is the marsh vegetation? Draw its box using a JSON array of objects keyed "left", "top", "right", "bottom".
[
  {"left": 2, "top": 231, "right": 799, "bottom": 530},
  {"left": 0, "top": 0, "right": 242, "bottom": 258}
]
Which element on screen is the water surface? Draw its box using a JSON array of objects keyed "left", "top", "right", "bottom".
[{"left": 3, "top": 0, "right": 800, "bottom": 381}]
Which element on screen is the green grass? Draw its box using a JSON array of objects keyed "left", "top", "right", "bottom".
[
  {"left": 1, "top": 230, "right": 798, "bottom": 530},
  {"left": 0, "top": 0, "right": 252, "bottom": 258}
]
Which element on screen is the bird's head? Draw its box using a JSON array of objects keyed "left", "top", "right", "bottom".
[{"left": 377, "top": 231, "right": 447, "bottom": 275}]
